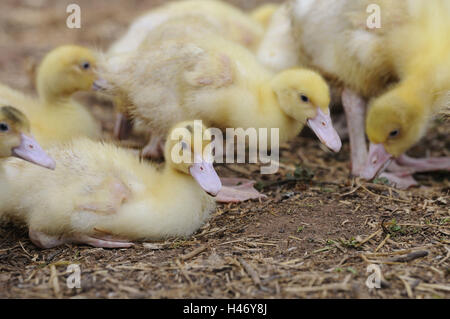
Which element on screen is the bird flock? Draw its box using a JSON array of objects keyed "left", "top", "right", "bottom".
[{"left": 0, "top": 0, "right": 448, "bottom": 249}]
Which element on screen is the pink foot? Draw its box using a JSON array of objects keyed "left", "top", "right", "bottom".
[
  {"left": 216, "top": 178, "right": 267, "bottom": 203},
  {"left": 378, "top": 172, "right": 418, "bottom": 190},
  {"left": 341, "top": 89, "right": 368, "bottom": 176},
  {"left": 29, "top": 229, "right": 134, "bottom": 249},
  {"left": 396, "top": 155, "right": 450, "bottom": 173},
  {"left": 142, "top": 135, "right": 165, "bottom": 159}
]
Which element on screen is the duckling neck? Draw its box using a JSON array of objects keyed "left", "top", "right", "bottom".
[{"left": 38, "top": 83, "right": 76, "bottom": 107}]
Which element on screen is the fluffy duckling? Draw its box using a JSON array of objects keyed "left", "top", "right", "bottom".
[
  {"left": 280, "top": 0, "right": 450, "bottom": 187},
  {"left": 0, "top": 105, "right": 55, "bottom": 169},
  {"left": 99, "top": 20, "right": 342, "bottom": 159},
  {"left": 0, "top": 121, "right": 221, "bottom": 249},
  {"left": 0, "top": 45, "right": 101, "bottom": 146},
  {"left": 106, "top": 0, "right": 265, "bottom": 139}
]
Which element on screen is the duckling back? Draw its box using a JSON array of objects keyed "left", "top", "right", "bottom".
[{"left": 109, "top": 0, "right": 264, "bottom": 55}]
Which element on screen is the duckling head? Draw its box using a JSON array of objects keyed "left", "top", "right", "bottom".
[
  {"left": 271, "top": 69, "right": 342, "bottom": 152},
  {"left": 362, "top": 91, "right": 426, "bottom": 180},
  {"left": 36, "top": 45, "right": 97, "bottom": 102},
  {"left": 165, "top": 120, "right": 222, "bottom": 196},
  {"left": 0, "top": 106, "right": 55, "bottom": 169}
]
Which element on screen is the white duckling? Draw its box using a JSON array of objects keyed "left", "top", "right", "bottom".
[{"left": 0, "top": 121, "right": 221, "bottom": 248}]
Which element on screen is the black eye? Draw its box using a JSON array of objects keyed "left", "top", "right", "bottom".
[
  {"left": 81, "top": 62, "right": 90, "bottom": 70},
  {"left": 389, "top": 129, "right": 400, "bottom": 138},
  {"left": 300, "top": 94, "right": 309, "bottom": 103},
  {"left": 0, "top": 122, "right": 9, "bottom": 132}
]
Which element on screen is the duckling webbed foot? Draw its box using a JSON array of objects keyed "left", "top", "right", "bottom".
[
  {"left": 378, "top": 172, "right": 418, "bottom": 190},
  {"left": 29, "top": 228, "right": 134, "bottom": 249},
  {"left": 216, "top": 177, "right": 266, "bottom": 203},
  {"left": 395, "top": 155, "right": 450, "bottom": 173},
  {"left": 341, "top": 89, "right": 368, "bottom": 176}
]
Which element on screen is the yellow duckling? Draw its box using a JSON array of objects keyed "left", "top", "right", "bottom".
[
  {"left": 0, "top": 121, "right": 221, "bottom": 248},
  {"left": 99, "top": 20, "right": 342, "bottom": 159},
  {"left": 277, "top": 0, "right": 450, "bottom": 187},
  {"left": 0, "top": 105, "right": 55, "bottom": 169},
  {"left": 0, "top": 45, "right": 101, "bottom": 146}
]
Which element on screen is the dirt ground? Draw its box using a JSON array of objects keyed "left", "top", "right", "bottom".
[{"left": 0, "top": 0, "right": 449, "bottom": 299}]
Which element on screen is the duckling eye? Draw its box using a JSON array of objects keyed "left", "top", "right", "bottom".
[
  {"left": 389, "top": 129, "right": 400, "bottom": 138},
  {"left": 81, "top": 62, "right": 91, "bottom": 70},
  {"left": 0, "top": 122, "right": 9, "bottom": 132},
  {"left": 299, "top": 94, "right": 309, "bottom": 103}
]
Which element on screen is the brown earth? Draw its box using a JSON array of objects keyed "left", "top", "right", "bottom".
[{"left": 0, "top": 0, "right": 449, "bottom": 299}]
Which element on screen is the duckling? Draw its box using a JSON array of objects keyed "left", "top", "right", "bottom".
[
  {"left": 0, "top": 105, "right": 55, "bottom": 169},
  {"left": 98, "top": 20, "right": 342, "bottom": 160},
  {"left": 0, "top": 45, "right": 101, "bottom": 146},
  {"left": 0, "top": 121, "right": 221, "bottom": 249},
  {"left": 280, "top": 0, "right": 450, "bottom": 187},
  {"left": 250, "top": 3, "right": 279, "bottom": 28},
  {"left": 106, "top": 0, "right": 265, "bottom": 139}
]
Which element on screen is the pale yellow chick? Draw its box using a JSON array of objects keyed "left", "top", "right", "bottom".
[
  {"left": 98, "top": 19, "right": 342, "bottom": 159},
  {"left": 0, "top": 45, "right": 101, "bottom": 146},
  {"left": 0, "top": 121, "right": 221, "bottom": 248}
]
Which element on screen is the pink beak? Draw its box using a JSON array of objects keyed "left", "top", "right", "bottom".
[
  {"left": 189, "top": 160, "right": 222, "bottom": 197},
  {"left": 360, "top": 143, "right": 393, "bottom": 180},
  {"left": 12, "top": 133, "right": 56, "bottom": 170},
  {"left": 307, "top": 108, "right": 342, "bottom": 153}
]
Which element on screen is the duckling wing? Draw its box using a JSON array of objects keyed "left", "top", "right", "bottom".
[
  {"left": 100, "top": 39, "right": 236, "bottom": 135},
  {"left": 76, "top": 176, "right": 131, "bottom": 215}
]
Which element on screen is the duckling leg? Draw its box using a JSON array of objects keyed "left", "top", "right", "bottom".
[
  {"left": 142, "top": 135, "right": 165, "bottom": 159},
  {"left": 341, "top": 89, "right": 368, "bottom": 176},
  {"left": 28, "top": 229, "right": 134, "bottom": 249},
  {"left": 216, "top": 177, "right": 267, "bottom": 203},
  {"left": 113, "top": 112, "right": 133, "bottom": 140}
]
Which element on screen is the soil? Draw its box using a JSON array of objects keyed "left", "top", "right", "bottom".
[{"left": 0, "top": 0, "right": 449, "bottom": 299}]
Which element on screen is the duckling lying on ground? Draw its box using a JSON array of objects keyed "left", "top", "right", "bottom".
[
  {"left": 98, "top": 18, "right": 342, "bottom": 160},
  {"left": 0, "top": 121, "right": 221, "bottom": 249},
  {"left": 0, "top": 105, "right": 55, "bottom": 169},
  {"left": 106, "top": 0, "right": 266, "bottom": 139},
  {"left": 0, "top": 45, "right": 101, "bottom": 146},
  {"left": 263, "top": 0, "right": 450, "bottom": 188}
]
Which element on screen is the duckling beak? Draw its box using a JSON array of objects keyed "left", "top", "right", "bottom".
[
  {"left": 307, "top": 108, "right": 342, "bottom": 153},
  {"left": 360, "top": 143, "right": 393, "bottom": 180},
  {"left": 189, "top": 160, "right": 222, "bottom": 196},
  {"left": 12, "top": 133, "right": 56, "bottom": 170}
]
